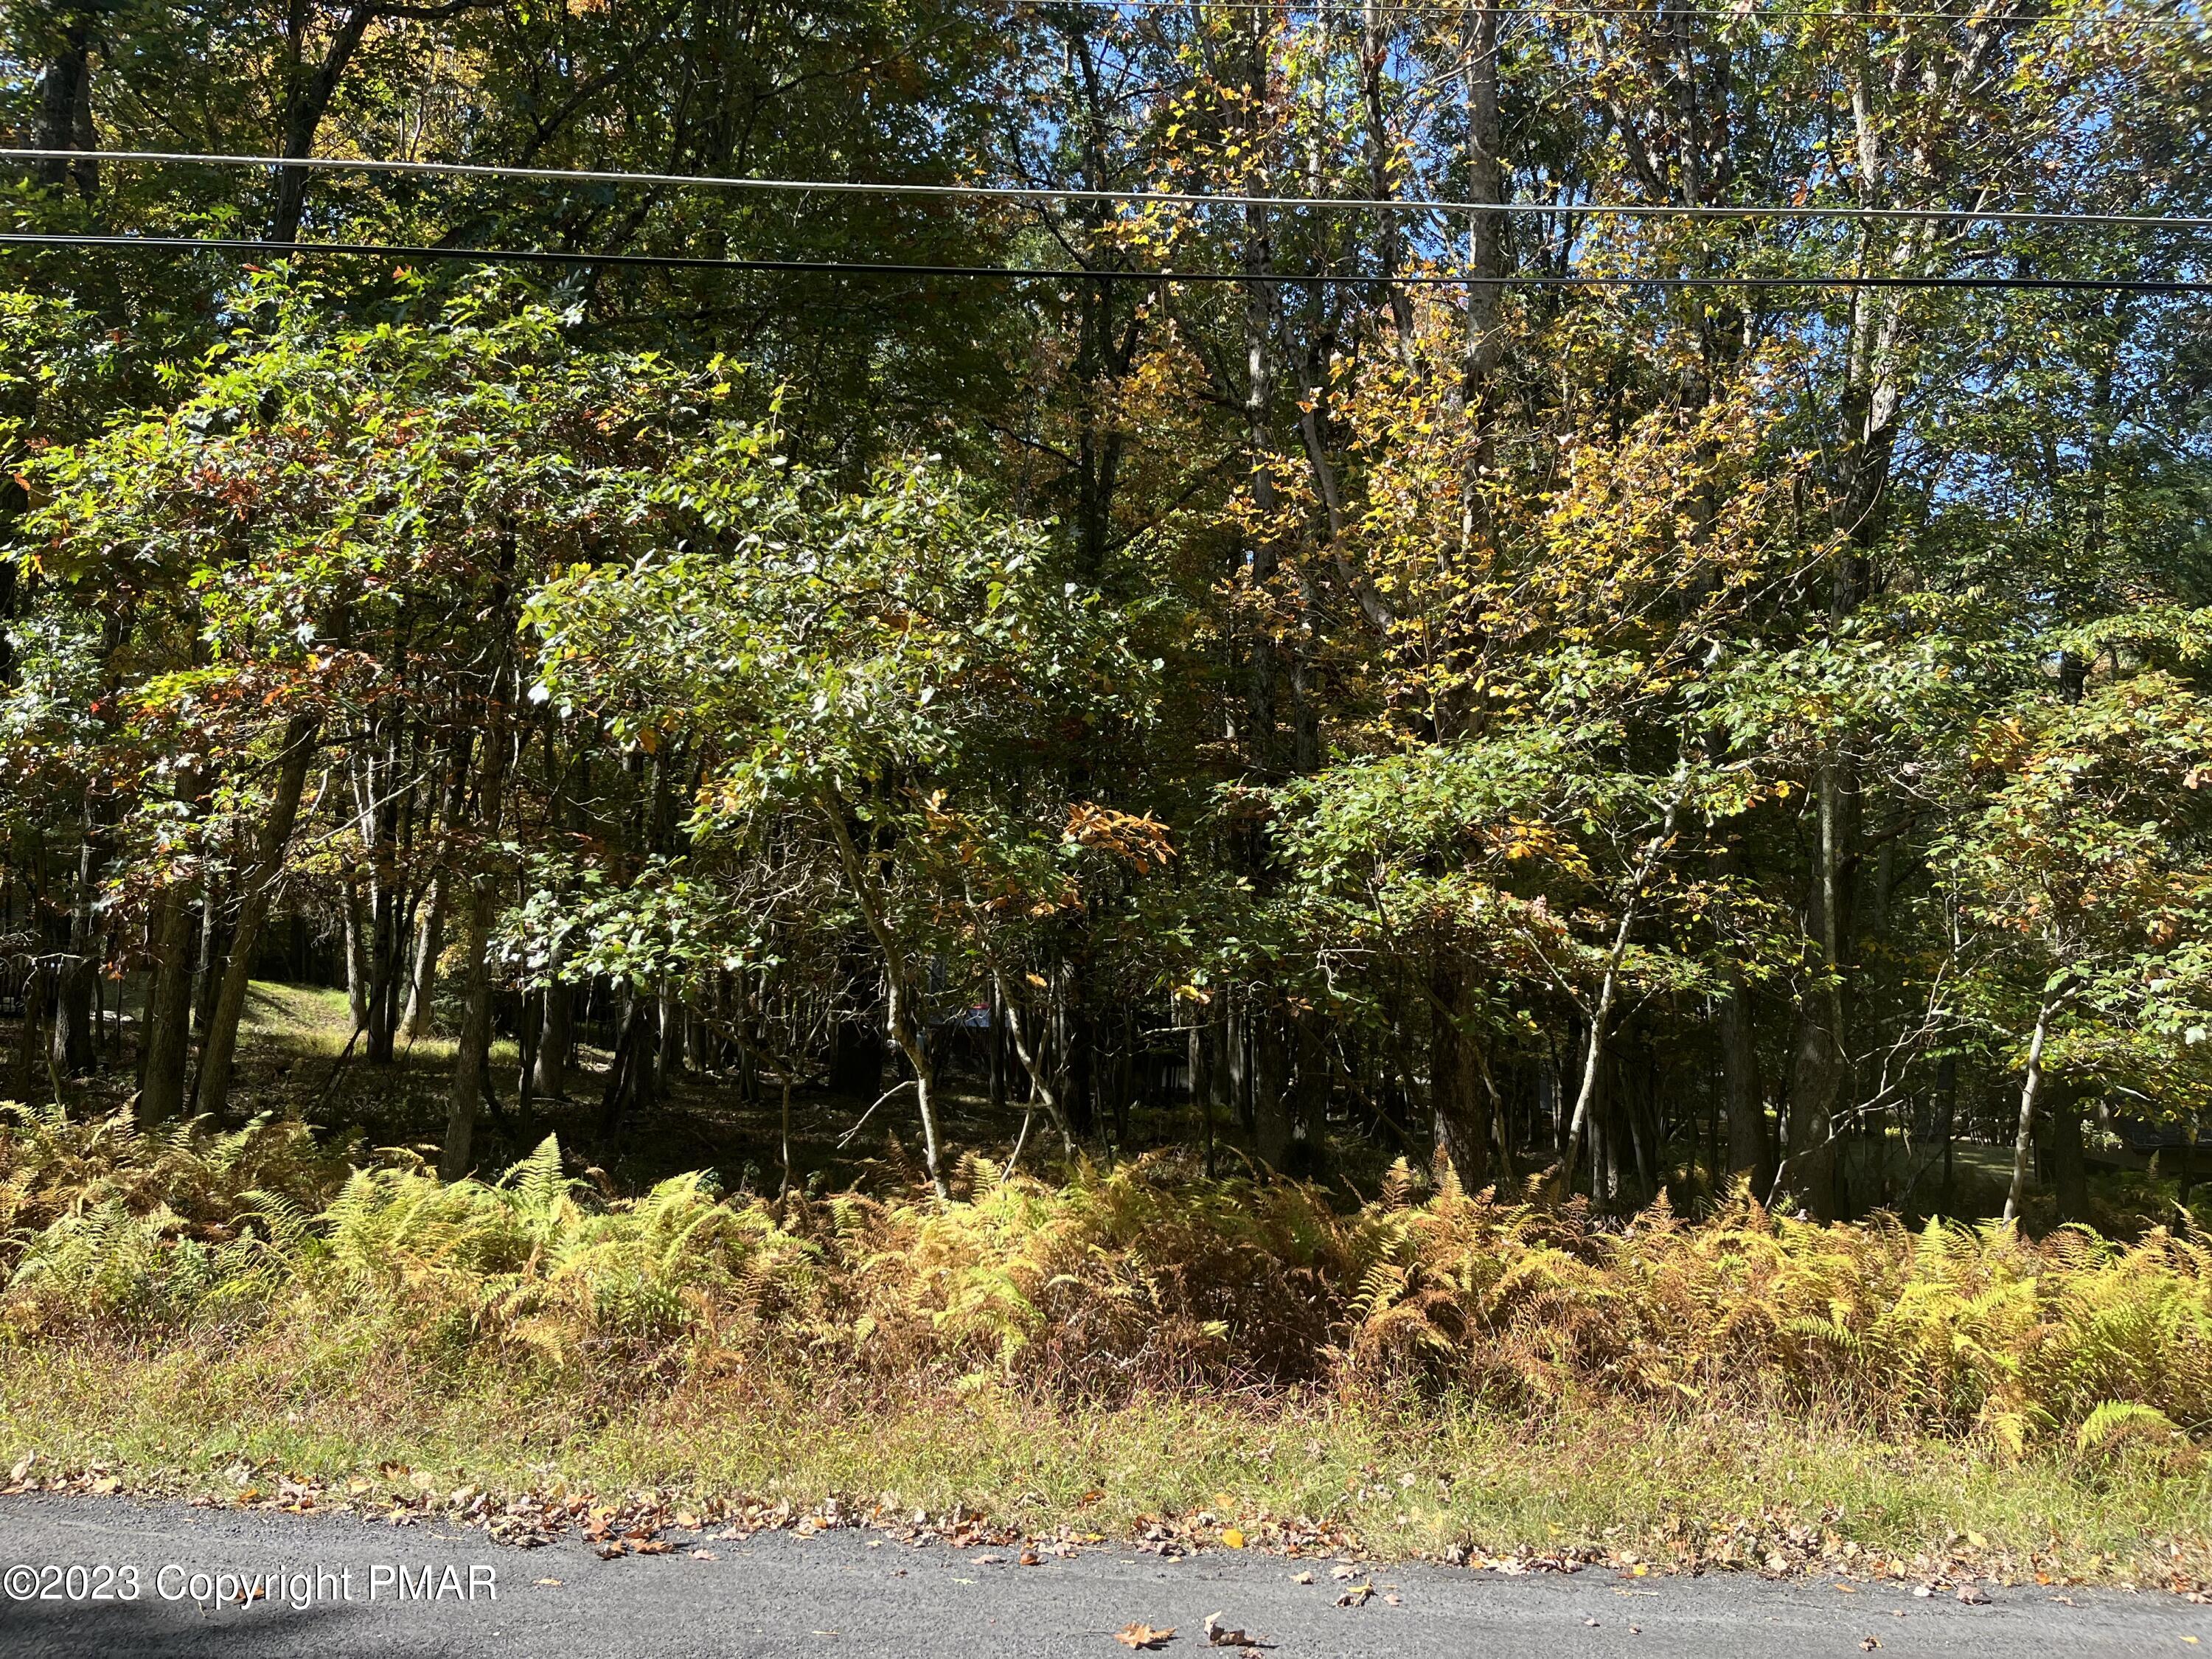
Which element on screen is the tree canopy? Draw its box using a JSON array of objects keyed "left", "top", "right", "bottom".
[{"left": 4, "top": 0, "right": 2211, "bottom": 1226}]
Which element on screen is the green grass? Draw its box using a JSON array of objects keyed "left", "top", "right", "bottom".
[
  {"left": 2, "top": 1330, "right": 2205, "bottom": 1585},
  {"left": 239, "top": 980, "right": 521, "bottom": 1071}
]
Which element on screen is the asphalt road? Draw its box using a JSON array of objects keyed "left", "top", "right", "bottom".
[{"left": 0, "top": 1492, "right": 2197, "bottom": 1658}]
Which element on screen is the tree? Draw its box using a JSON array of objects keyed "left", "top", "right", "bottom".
[
  {"left": 1939, "top": 650, "right": 2212, "bottom": 1222},
  {"left": 532, "top": 459, "right": 1152, "bottom": 1197}
]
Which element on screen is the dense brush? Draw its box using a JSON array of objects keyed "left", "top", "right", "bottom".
[{"left": 5, "top": 1114, "right": 2208, "bottom": 1453}]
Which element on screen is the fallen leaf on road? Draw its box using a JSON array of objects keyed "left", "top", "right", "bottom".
[
  {"left": 535, "top": 1577, "right": 563, "bottom": 1587},
  {"left": 1383, "top": 1593, "right": 1402, "bottom": 1607},
  {"left": 1220, "top": 1529, "right": 1245, "bottom": 1550},
  {"left": 1860, "top": 1638, "right": 1881, "bottom": 1651},
  {"left": 1292, "top": 1572, "right": 1314, "bottom": 1585},
  {"left": 1114, "top": 1621, "right": 1176, "bottom": 1649},
  {"left": 1203, "top": 1613, "right": 1254, "bottom": 1646},
  {"left": 1334, "top": 1582, "right": 1373, "bottom": 1608},
  {"left": 1584, "top": 1618, "right": 1600, "bottom": 1627},
  {"left": 1329, "top": 1565, "right": 1357, "bottom": 1580},
  {"left": 1020, "top": 1551, "right": 1041, "bottom": 1567},
  {"left": 1957, "top": 1585, "right": 1992, "bottom": 1606},
  {"left": 690, "top": 1550, "right": 719, "bottom": 1561}
]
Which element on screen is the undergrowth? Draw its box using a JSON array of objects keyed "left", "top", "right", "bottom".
[{"left": 4, "top": 1102, "right": 2210, "bottom": 1463}]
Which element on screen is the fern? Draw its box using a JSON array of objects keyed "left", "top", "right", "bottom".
[{"left": 2076, "top": 1400, "right": 2181, "bottom": 1455}]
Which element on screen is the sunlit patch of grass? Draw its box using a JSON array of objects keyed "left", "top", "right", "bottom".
[{"left": 237, "top": 980, "right": 518, "bottom": 1071}]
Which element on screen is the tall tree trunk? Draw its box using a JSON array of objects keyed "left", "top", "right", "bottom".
[
  {"left": 1937, "top": 1052, "right": 1957, "bottom": 1210},
  {"left": 778, "top": 1074, "right": 794, "bottom": 1195},
  {"left": 1253, "top": 1017, "right": 1293, "bottom": 1169},
  {"left": 2003, "top": 998, "right": 2056, "bottom": 1225},
  {"left": 1359, "top": 0, "right": 1413, "bottom": 351},
  {"left": 138, "top": 888, "right": 200, "bottom": 1124},
  {"left": 1559, "top": 787, "right": 1686, "bottom": 1191},
  {"left": 33, "top": 12, "right": 97, "bottom": 199},
  {"left": 657, "top": 983, "right": 685, "bottom": 1085},
  {"left": 2047, "top": 1085, "right": 2087, "bottom": 1224},
  {"left": 821, "top": 796, "right": 947, "bottom": 1199},
  {"left": 196, "top": 713, "right": 319, "bottom": 1121},
  {"left": 136, "top": 767, "right": 208, "bottom": 1124},
  {"left": 597, "top": 993, "right": 648, "bottom": 1144},
  {"left": 1781, "top": 754, "right": 1851, "bottom": 1220},
  {"left": 401, "top": 873, "right": 445, "bottom": 1039},
  {"left": 1461, "top": 1, "right": 1504, "bottom": 397},
  {"left": 994, "top": 972, "right": 1076, "bottom": 1161},
  {"left": 1714, "top": 977, "right": 1770, "bottom": 1194},
  {"left": 343, "top": 876, "right": 371, "bottom": 1032},
  {"left": 1430, "top": 956, "right": 1491, "bottom": 1189},
  {"left": 441, "top": 655, "right": 512, "bottom": 1182},
  {"left": 534, "top": 979, "right": 571, "bottom": 1098},
  {"left": 15, "top": 966, "right": 48, "bottom": 1104},
  {"left": 189, "top": 873, "right": 224, "bottom": 1040},
  {"left": 49, "top": 787, "right": 107, "bottom": 1076},
  {"left": 271, "top": 1, "right": 380, "bottom": 243},
  {"left": 987, "top": 979, "right": 1007, "bottom": 1111}
]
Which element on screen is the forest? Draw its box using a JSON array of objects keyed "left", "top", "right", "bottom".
[{"left": 3, "top": 0, "right": 2212, "bottom": 1582}]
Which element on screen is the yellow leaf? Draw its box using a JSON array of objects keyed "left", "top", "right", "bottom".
[{"left": 1221, "top": 1528, "right": 1246, "bottom": 1549}]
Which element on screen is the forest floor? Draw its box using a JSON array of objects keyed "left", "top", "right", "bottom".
[
  {"left": 3, "top": 983, "right": 2210, "bottom": 1597},
  {"left": 12, "top": 978, "right": 2101, "bottom": 1220}
]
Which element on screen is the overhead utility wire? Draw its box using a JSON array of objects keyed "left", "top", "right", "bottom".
[
  {"left": 1006, "top": 0, "right": 2200, "bottom": 20},
  {"left": 6, "top": 232, "right": 2205, "bottom": 291},
  {"left": 7, "top": 150, "right": 2211, "bottom": 231}
]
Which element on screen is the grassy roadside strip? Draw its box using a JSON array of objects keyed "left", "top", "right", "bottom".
[{"left": 2, "top": 1332, "right": 2208, "bottom": 1593}]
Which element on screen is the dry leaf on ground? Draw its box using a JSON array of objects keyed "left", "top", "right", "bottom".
[
  {"left": 1114, "top": 1621, "right": 1176, "bottom": 1649},
  {"left": 1202, "top": 1613, "right": 1256, "bottom": 1646}
]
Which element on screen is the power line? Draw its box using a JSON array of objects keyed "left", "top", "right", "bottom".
[
  {"left": 1013, "top": 0, "right": 2201, "bottom": 20},
  {"left": 5, "top": 232, "right": 2205, "bottom": 291},
  {"left": 7, "top": 149, "right": 2211, "bottom": 230}
]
